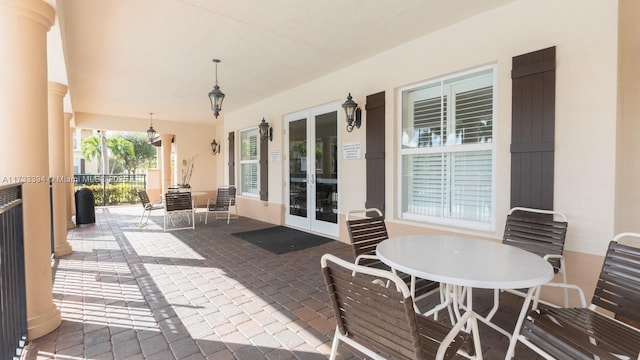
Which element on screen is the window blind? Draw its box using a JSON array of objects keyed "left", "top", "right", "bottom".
[
  {"left": 241, "top": 163, "right": 259, "bottom": 195},
  {"left": 455, "top": 86, "right": 493, "bottom": 144},
  {"left": 240, "top": 129, "right": 260, "bottom": 196},
  {"left": 401, "top": 68, "right": 494, "bottom": 227},
  {"left": 414, "top": 96, "right": 446, "bottom": 148}
]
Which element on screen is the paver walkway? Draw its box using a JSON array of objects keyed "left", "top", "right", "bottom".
[{"left": 22, "top": 205, "right": 540, "bottom": 359}]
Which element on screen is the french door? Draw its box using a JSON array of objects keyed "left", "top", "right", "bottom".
[{"left": 285, "top": 103, "right": 339, "bottom": 236}]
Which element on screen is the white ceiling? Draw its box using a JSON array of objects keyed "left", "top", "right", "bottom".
[{"left": 55, "top": 0, "right": 512, "bottom": 125}]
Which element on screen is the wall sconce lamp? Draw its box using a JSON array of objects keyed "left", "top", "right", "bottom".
[
  {"left": 146, "top": 112, "right": 156, "bottom": 143},
  {"left": 342, "top": 93, "right": 362, "bottom": 132},
  {"left": 208, "top": 59, "right": 225, "bottom": 119},
  {"left": 210, "top": 139, "right": 220, "bottom": 155},
  {"left": 258, "top": 118, "right": 273, "bottom": 142}
]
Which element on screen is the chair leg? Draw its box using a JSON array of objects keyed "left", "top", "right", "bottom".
[
  {"left": 227, "top": 204, "right": 238, "bottom": 224},
  {"left": 205, "top": 210, "right": 209, "bottom": 224},
  {"left": 138, "top": 209, "right": 146, "bottom": 228},
  {"left": 226, "top": 204, "right": 238, "bottom": 224},
  {"left": 560, "top": 259, "right": 569, "bottom": 307},
  {"left": 329, "top": 326, "right": 340, "bottom": 360}
]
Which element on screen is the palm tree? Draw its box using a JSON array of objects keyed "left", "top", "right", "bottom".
[
  {"left": 100, "top": 130, "right": 108, "bottom": 180},
  {"left": 81, "top": 135, "right": 103, "bottom": 173}
]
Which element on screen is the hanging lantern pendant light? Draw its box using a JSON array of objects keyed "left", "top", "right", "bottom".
[
  {"left": 146, "top": 112, "right": 156, "bottom": 143},
  {"left": 208, "top": 59, "right": 225, "bottom": 118}
]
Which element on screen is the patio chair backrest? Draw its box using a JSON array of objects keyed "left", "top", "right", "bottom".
[
  {"left": 592, "top": 237, "right": 640, "bottom": 324},
  {"left": 517, "top": 237, "right": 640, "bottom": 358},
  {"left": 137, "top": 189, "right": 153, "bottom": 209},
  {"left": 346, "top": 208, "right": 388, "bottom": 266},
  {"left": 216, "top": 186, "right": 236, "bottom": 207},
  {"left": 165, "top": 192, "right": 192, "bottom": 212},
  {"left": 503, "top": 207, "right": 568, "bottom": 271},
  {"left": 320, "top": 254, "right": 466, "bottom": 360}
]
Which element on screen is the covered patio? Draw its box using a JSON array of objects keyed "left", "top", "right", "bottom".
[
  {"left": 3, "top": 0, "right": 640, "bottom": 358},
  {"left": 22, "top": 206, "right": 540, "bottom": 359}
]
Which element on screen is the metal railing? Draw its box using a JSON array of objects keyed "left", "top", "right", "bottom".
[
  {"left": 74, "top": 174, "right": 146, "bottom": 206},
  {"left": 0, "top": 183, "right": 27, "bottom": 360}
]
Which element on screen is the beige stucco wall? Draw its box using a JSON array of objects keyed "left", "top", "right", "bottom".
[
  {"left": 213, "top": 120, "right": 226, "bottom": 187},
  {"left": 224, "top": 0, "right": 619, "bottom": 247},
  {"left": 615, "top": 0, "right": 640, "bottom": 235},
  {"left": 217, "top": 0, "right": 626, "bottom": 302}
]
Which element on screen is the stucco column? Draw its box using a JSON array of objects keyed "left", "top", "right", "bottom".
[
  {"left": 64, "top": 112, "right": 76, "bottom": 229},
  {"left": 160, "top": 134, "right": 173, "bottom": 193},
  {"left": 0, "top": 0, "right": 61, "bottom": 339},
  {"left": 48, "top": 82, "right": 72, "bottom": 256}
]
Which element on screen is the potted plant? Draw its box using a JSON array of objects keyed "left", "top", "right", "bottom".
[{"left": 178, "top": 156, "right": 195, "bottom": 190}]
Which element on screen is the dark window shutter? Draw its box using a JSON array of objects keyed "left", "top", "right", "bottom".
[
  {"left": 511, "top": 46, "right": 556, "bottom": 210},
  {"left": 228, "top": 131, "right": 235, "bottom": 186},
  {"left": 259, "top": 139, "right": 268, "bottom": 201},
  {"left": 365, "top": 91, "right": 385, "bottom": 215}
]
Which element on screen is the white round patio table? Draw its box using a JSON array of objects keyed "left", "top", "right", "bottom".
[
  {"left": 376, "top": 234, "right": 554, "bottom": 359},
  {"left": 376, "top": 234, "right": 553, "bottom": 289}
]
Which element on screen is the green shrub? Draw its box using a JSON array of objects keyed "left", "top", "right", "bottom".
[{"left": 77, "top": 183, "right": 139, "bottom": 206}]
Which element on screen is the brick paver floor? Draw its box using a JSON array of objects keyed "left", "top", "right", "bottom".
[{"left": 22, "top": 205, "right": 540, "bottom": 359}]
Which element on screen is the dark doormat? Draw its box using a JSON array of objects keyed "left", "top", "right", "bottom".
[{"left": 231, "top": 226, "right": 333, "bottom": 255}]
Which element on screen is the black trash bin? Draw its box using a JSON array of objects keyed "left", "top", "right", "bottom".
[{"left": 75, "top": 188, "right": 95, "bottom": 225}]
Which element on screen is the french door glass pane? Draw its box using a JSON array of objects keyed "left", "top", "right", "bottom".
[
  {"left": 314, "top": 111, "right": 337, "bottom": 224},
  {"left": 289, "top": 119, "right": 307, "bottom": 217}
]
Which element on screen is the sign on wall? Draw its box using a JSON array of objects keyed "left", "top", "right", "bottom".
[
  {"left": 270, "top": 150, "right": 281, "bottom": 163},
  {"left": 342, "top": 142, "right": 361, "bottom": 160}
]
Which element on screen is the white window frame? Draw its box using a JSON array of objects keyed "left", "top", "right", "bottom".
[
  {"left": 239, "top": 127, "right": 260, "bottom": 198},
  {"left": 73, "top": 128, "right": 82, "bottom": 151},
  {"left": 397, "top": 65, "right": 496, "bottom": 231}
]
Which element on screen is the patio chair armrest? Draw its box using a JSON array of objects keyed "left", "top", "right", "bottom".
[
  {"left": 346, "top": 208, "right": 382, "bottom": 221},
  {"left": 432, "top": 310, "right": 479, "bottom": 359},
  {"left": 354, "top": 254, "right": 379, "bottom": 266},
  {"left": 542, "top": 254, "right": 566, "bottom": 273},
  {"left": 542, "top": 254, "right": 564, "bottom": 261},
  {"left": 537, "top": 282, "right": 587, "bottom": 307}
]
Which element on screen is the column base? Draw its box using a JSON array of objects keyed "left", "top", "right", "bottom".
[
  {"left": 66, "top": 220, "right": 76, "bottom": 230},
  {"left": 54, "top": 242, "right": 72, "bottom": 257},
  {"left": 27, "top": 304, "right": 61, "bottom": 340}
]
